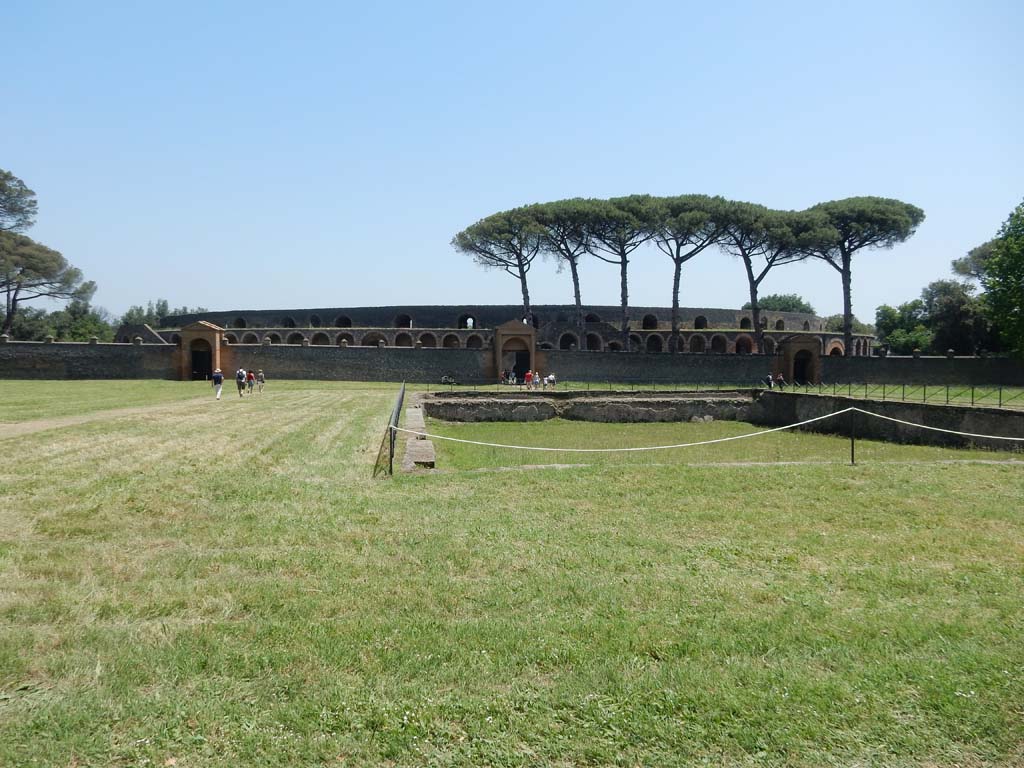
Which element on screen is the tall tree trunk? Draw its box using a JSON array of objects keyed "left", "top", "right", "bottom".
[
  {"left": 741, "top": 255, "right": 765, "bottom": 353},
  {"left": 841, "top": 252, "right": 853, "bottom": 357},
  {"left": 619, "top": 254, "right": 630, "bottom": 349},
  {"left": 1, "top": 289, "right": 19, "bottom": 335},
  {"left": 670, "top": 257, "right": 682, "bottom": 353},
  {"left": 519, "top": 267, "right": 532, "bottom": 327},
  {"left": 569, "top": 258, "right": 583, "bottom": 333}
]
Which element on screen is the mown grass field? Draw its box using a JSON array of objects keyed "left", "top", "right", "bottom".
[{"left": 1, "top": 380, "right": 1023, "bottom": 767}]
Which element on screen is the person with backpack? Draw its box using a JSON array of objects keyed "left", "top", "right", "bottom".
[
  {"left": 235, "top": 368, "right": 247, "bottom": 397},
  {"left": 212, "top": 368, "right": 224, "bottom": 400}
]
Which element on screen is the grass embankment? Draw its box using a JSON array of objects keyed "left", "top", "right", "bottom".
[{"left": 1, "top": 381, "right": 1022, "bottom": 766}]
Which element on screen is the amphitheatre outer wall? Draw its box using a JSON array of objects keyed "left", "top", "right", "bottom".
[{"left": 2, "top": 338, "right": 1024, "bottom": 386}]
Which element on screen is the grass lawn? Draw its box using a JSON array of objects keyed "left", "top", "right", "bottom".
[{"left": 1, "top": 381, "right": 1022, "bottom": 766}]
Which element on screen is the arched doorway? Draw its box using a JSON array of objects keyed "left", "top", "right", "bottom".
[
  {"left": 395, "top": 332, "right": 413, "bottom": 347},
  {"left": 334, "top": 315, "right": 352, "bottom": 328},
  {"left": 466, "top": 334, "right": 483, "bottom": 349},
  {"left": 394, "top": 314, "right": 413, "bottom": 328},
  {"left": 586, "top": 333, "right": 602, "bottom": 351},
  {"left": 242, "top": 332, "right": 259, "bottom": 344},
  {"left": 442, "top": 334, "right": 460, "bottom": 348},
  {"left": 694, "top": 316, "right": 708, "bottom": 329},
  {"left": 457, "top": 314, "right": 477, "bottom": 329},
  {"left": 642, "top": 314, "right": 658, "bottom": 330},
  {"left": 189, "top": 339, "right": 212, "bottom": 380},
  {"left": 501, "top": 336, "right": 531, "bottom": 380},
  {"left": 794, "top": 349, "right": 815, "bottom": 383},
  {"left": 775, "top": 319, "right": 785, "bottom": 330},
  {"left": 710, "top": 335, "right": 727, "bottom": 354},
  {"left": 559, "top": 333, "right": 578, "bottom": 350},
  {"left": 287, "top": 332, "right": 306, "bottom": 345},
  {"left": 735, "top": 336, "right": 753, "bottom": 355},
  {"left": 419, "top": 333, "right": 437, "bottom": 348},
  {"left": 740, "top": 317, "right": 752, "bottom": 329},
  {"left": 584, "top": 313, "right": 601, "bottom": 323},
  {"left": 311, "top": 332, "right": 330, "bottom": 345},
  {"left": 690, "top": 335, "right": 706, "bottom": 353},
  {"left": 646, "top": 334, "right": 663, "bottom": 352},
  {"left": 310, "top": 315, "right": 322, "bottom": 328}
]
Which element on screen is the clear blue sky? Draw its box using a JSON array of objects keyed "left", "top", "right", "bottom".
[{"left": 4, "top": 0, "right": 1022, "bottom": 320}]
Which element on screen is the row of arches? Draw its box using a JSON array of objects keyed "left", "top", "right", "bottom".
[
  {"left": 222, "top": 313, "right": 816, "bottom": 332},
  {"left": 549, "top": 332, "right": 772, "bottom": 355},
  {"left": 219, "top": 331, "right": 488, "bottom": 348}
]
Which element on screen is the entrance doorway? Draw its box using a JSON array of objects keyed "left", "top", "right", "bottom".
[
  {"left": 513, "top": 351, "right": 531, "bottom": 380},
  {"left": 190, "top": 339, "right": 212, "bottom": 380},
  {"left": 793, "top": 349, "right": 813, "bottom": 383}
]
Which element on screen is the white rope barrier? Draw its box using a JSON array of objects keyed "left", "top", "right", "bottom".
[
  {"left": 393, "top": 405, "right": 1024, "bottom": 452},
  {"left": 393, "top": 408, "right": 859, "bottom": 452},
  {"left": 851, "top": 407, "right": 1024, "bottom": 441}
]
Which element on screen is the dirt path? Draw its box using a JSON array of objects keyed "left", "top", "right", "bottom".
[{"left": 0, "top": 397, "right": 212, "bottom": 440}]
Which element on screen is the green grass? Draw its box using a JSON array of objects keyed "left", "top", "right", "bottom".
[
  {"left": 1, "top": 381, "right": 1023, "bottom": 766},
  {"left": 0, "top": 380, "right": 211, "bottom": 422}
]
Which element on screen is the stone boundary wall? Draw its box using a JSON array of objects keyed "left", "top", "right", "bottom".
[
  {"left": 748, "top": 391, "right": 1024, "bottom": 451},
  {"left": 0, "top": 341, "right": 178, "bottom": 379},
  {"left": 422, "top": 394, "right": 754, "bottom": 423},
  {"left": 821, "top": 356, "right": 1024, "bottom": 386},
  {"left": 220, "top": 344, "right": 491, "bottom": 383}
]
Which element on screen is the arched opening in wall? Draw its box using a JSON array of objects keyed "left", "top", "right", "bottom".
[
  {"left": 232, "top": 317, "right": 246, "bottom": 329},
  {"left": 224, "top": 333, "right": 238, "bottom": 344},
  {"left": 394, "top": 314, "right": 413, "bottom": 328},
  {"left": 394, "top": 332, "right": 413, "bottom": 347},
  {"left": 311, "top": 332, "right": 330, "bottom": 345},
  {"left": 466, "top": 334, "right": 483, "bottom": 349},
  {"left": 646, "top": 334, "right": 664, "bottom": 353},
  {"left": 282, "top": 317, "right": 296, "bottom": 328},
  {"left": 334, "top": 315, "right": 352, "bottom": 328},
  {"left": 501, "top": 337, "right": 531, "bottom": 380},
  {"left": 794, "top": 349, "right": 815, "bottom": 383},
  {"left": 585, "top": 313, "right": 601, "bottom": 324},
  {"left": 362, "top": 332, "right": 387, "bottom": 346},
  {"left": 418, "top": 333, "right": 437, "bottom": 347},
  {"left": 710, "top": 335, "right": 727, "bottom": 354},
  {"left": 170, "top": 334, "right": 181, "bottom": 345},
  {"left": 762, "top": 337, "right": 775, "bottom": 355},
  {"left": 266, "top": 333, "right": 282, "bottom": 344},
  {"left": 629, "top": 334, "right": 642, "bottom": 351},
  {"left": 242, "top": 332, "right": 259, "bottom": 344},
  {"left": 189, "top": 338, "right": 212, "bottom": 380},
  {"left": 802, "top": 321, "right": 811, "bottom": 331},
  {"left": 310, "top": 315, "right": 322, "bottom": 328},
  {"left": 690, "top": 335, "right": 706, "bottom": 353},
  {"left": 740, "top": 317, "right": 752, "bottom": 329},
  {"left": 828, "top": 344, "right": 844, "bottom": 356},
  {"left": 775, "top": 319, "right": 785, "bottom": 330},
  {"left": 607, "top": 340, "right": 623, "bottom": 351},
  {"left": 559, "top": 333, "right": 578, "bottom": 350},
  {"left": 442, "top": 334, "right": 460, "bottom": 348},
  {"left": 586, "top": 333, "right": 603, "bottom": 351},
  {"left": 287, "top": 332, "right": 306, "bottom": 345},
  {"left": 734, "top": 335, "right": 753, "bottom": 355},
  {"left": 642, "top": 314, "right": 658, "bottom": 330},
  {"left": 336, "top": 333, "right": 354, "bottom": 346},
  {"left": 457, "top": 314, "right": 477, "bottom": 329},
  {"left": 694, "top": 315, "right": 708, "bottom": 329},
  {"left": 539, "top": 342, "right": 554, "bottom": 350},
  {"left": 760, "top": 316, "right": 768, "bottom": 327}
]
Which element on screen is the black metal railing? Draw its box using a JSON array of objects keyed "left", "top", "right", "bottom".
[{"left": 372, "top": 382, "right": 406, "bottom": 477}]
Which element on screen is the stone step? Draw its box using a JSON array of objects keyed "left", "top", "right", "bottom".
[
  {"left": 404, "top": 406, "right": 426, "bottom": 438},
  {"left": 402, "top": 438, "right": 435, "bottom": 470}
]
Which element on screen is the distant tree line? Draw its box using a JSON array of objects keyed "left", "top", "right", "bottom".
[
  {"left": 453, "top": 195, "right": 925, "bottom": 356},
  {"left": 875, "top": 198, "right": 1024, "bottom": 357}
]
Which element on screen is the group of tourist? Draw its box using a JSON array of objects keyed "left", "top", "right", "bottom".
[
  {"left": 501, "top": 369, "right": 556, "bottom": 389},
  {"left": 210, "top": 367, "right": 266, "bottom": 399},
  {"left": 764, "top": 372, "right": 787, "bottom": 390}
]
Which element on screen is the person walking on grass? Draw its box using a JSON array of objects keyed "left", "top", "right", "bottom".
[
  {"left": 212, "top": 368, "right": 224, "bottom": 400},
  {"left": 235, "top": 367, "right": 247, "bottom": 397},
  {"left": 246, "top": 369, "right": 256, "bottom": 394},
  {"left": 257, "top": 369, "right": 265, "bottom": 393}
]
